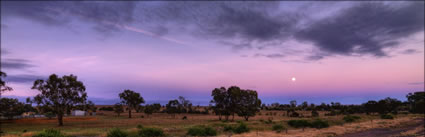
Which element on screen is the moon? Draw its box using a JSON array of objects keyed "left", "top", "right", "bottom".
[{"left": 291, "top": 77, "right": 296, "bottom": 82}]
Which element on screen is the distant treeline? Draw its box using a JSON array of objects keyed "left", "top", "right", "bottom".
[{"left": 1, "top": 72, "right": 424, "bottom": 126}]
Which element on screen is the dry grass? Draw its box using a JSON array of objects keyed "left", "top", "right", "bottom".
[{"left": 0, "top": 111, "right": 420, "bottom": 137}]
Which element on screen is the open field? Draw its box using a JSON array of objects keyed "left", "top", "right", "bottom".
[{"left": 1, "top": 110, "right": 423, "bottom": 137}]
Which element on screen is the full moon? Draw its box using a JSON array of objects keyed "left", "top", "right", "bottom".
[{"left": 292, "top": 77, "right": 296, "bottom": 82}]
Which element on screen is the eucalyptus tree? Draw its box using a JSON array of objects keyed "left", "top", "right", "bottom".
[
  {"left": 31, "top": 74, "right": 87, "bottom": 126},
  {"left": 118, "top": 89, "right": 145, "bottom": 118},
  {"left": 114, "top": 103, "right": 124, "bottom": 116},
  {"left": 0, "top": 71, "right": 13, "bottom": 96}
]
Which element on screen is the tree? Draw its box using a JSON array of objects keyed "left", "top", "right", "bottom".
[
  {"left": 290, "top": 100, "right": 297, "bottom": 108},
  {"left": 363, "top": 100, "right": 379, "bottom": 115},
  {"left": 165, "top": 99, "right": 181, "bottom": 118},
  {"left": 114, "top": 103, "right": 124, "bottom": 116},
  {"left": 144, "top": 104, "right": 155, "bottom": 118},
  {"left": 118, "top": 89, "right": 145, "bottom": 118},
  {"left": 0, "top": 71, "right": 13, "bottom": 96},
  {"left": 31, "top": 74, "right": 87, "bottom": 126},
  {"left": 75, "top": 100, "right": 96, "bottom": 115},
  {"left": 377, "top": 97, "right": 402, "bottom": 114},
  {"left": 0, "top": 98, "right": 26, "bottom": 119},
  {"left": 210, "top": 87, "right": 228, "bottom": 120},
  {"left": 236, "top": 89, "right": 261, "bottom": 121},
  {"left": 178, "top": 96, "right": 192, "bottom": 113},
  {"left": 406, "top": 91, "right": 425, "bottom": 113}
]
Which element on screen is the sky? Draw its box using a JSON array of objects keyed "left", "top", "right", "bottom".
[{"left": 1, "top": 1, "right": 424, "bottom": 105}]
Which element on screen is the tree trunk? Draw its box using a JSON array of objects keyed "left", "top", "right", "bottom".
[
  {"left": 58, "top": 114, "right": 63, "bottom": 126},
  {"left": 245, "top": 116, "right": 249, "bottom": 121},
  {"left": 218, "top": 114, "right": 222, "bottom": 120},
  {"left": 231, "top": 114, "right": 235, "bottom": 121},
  {"left": 129, "top": 109, "right": 132, "bottom": 118}
]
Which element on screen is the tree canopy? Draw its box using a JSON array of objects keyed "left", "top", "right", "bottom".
[
  {"left": 118, "top": 89, "right": 145, "bottom": 118},
  {"left": 31, "top": 74, "right": 87, "bottom": 126}
]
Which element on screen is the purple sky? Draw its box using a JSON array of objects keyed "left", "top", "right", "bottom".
[{"left": 1, "top": 1, "right": 424, "bottom": 105}]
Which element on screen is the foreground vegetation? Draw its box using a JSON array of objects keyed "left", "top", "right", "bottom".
[{"left": 1, "top": 72, "right": 424, "bottom": 137}]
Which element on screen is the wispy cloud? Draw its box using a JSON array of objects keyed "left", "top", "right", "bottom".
[{"left": 408, "top": 82, "right": 424, "bottom": 85}]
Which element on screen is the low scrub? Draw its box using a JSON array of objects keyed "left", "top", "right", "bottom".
[
  {"left": 107, "top": 128, "right": 128, "bottom": 137},
  {"left": 32, "top": 129, "right": 65, "bottom": 137},
  {"left": 272, "top": 124, "right": 287, "bottom": 133},
  {"left": 139, "top": 127, "right": 164, "bottom": 137},
  {"left": 343, "top": 115, "right": 361, "bottom": 122},
  {"left": 380, "top": 114, "right": 394, "bottom": 119},
  {"left": 288, "top": 119, "right": 329, "bottom": 130},
  {"left": 310, "top": 119, "right": 329, "bottom": 129},
  {"left": 233, "top": 122, "right": 250, "bottom": 134},
  {"left": 223, "top": 125, "right": 233, "bottom": 132},
  {"left": 187, "top": 126, "right": 217, "bottom": 136}
]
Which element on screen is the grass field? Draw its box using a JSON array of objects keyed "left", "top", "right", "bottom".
[{"left": 1, "top": 110, "right": 423, "bottom": 137}]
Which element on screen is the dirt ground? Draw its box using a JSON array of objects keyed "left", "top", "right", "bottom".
[{"left": 338, "top": 118, "right": 425, "bottom": 137}]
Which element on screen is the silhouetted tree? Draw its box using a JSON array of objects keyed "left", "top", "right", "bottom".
[
  {"left": 406, "top": 91, "right": 425, "bottom": 113},
  {"left": 210, "top": 87, "right": 228, "bottom": 120},
  {"left": 237, "top": 89, "right": 261, "bottom": 121},
  {"left": 290, "top": 100, "right": 297, "bottom": 108},
  {"left": 118, "top": 89, "right": 145, "bottom": 118},
  {"left": 363, "top": 100, "right": 379, "bottom": 115},
  {"left": 31, "top": 74, "right": 87, "bottom": 126},
  {"left": 114, "top": 103, "right": 124, "bottom": 116},
  {"left": 178, "top": 96, "right": 192, "bottom": 113},
  {"left": 165, "top": 99, "right": 180, "bottom": 118},
  {"left": 0, "top": 98, "right": 27, "bottom": 119},
  {"left": 144, "top": 104, "right": 155, "bottom": 118},
  {"left": 377, "top": 97, "right": 402, "bottom": 114},
  {"left": 0, "top": 71, "right": 13, "bottom": 96}
]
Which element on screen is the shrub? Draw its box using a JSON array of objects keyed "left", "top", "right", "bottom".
[
  {"left": 137, "top": 124, "right": 144, "bottom": 129},
  {"left": 343, "top": 115, "right": 361, "bottom": 122},
  {"left": 287, "top": 120, "right": 310, "bottom": 131},
  {"left": 380, "top": 114, "right": 394, "bottom": 119},
  {"left": 223, "top": 125, "right": 233, "bottom": 132},
  {"left": 289, "top": 112, "right": 300, "bottom": 117},
  {"left": 311, "top": 110, "right": 319, "bottom": 117},
  {"left": 187, "top": 126, "right": 217, "bottom": 136},
  {"left": 139, "top": 127, "right": 164, "bottom": 137},
  {"left": 23, "top": 129, "right": 27, "bottom": 133},
  {"left": 32, "top": 129, "right": 65, "bottom": 137},
  {"left": 107, "top": 128, "right": 128, "bottom": 137},
  {"left": 310, "top": 119, "right": 329, "bottom": 129},
  {"left": 264, "top": 119, "right": 273, "bottom": 124},
  {"left": 272, "top": 124, "right": 286, "bottom": 133},
  {"left": 233, "top": 122, "right": 250, "bottom": 134},
  {"left": 182, "top": 116, "right": 187, "bottom": 120}
]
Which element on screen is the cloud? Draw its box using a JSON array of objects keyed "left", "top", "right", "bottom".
[
  {"left": 408, "top": 82, "right": 424, "bottom": 85},
  {"left": 254, "top": 53, "right": 285, "bottom": 59},
  {"left": 2, "top": 1, "right": 424, "bottom": 61},
  {"left": 1, "top": 58, "right": 35, "bottom": 70},
  {"left": 400, "top": 49, "right": 420, "bottom": 54},
  {"left": 295, "top": 2, "right": 424, "bottom": 58},
  {"left": 1, "top": 1, "right": 136, "bottom": 34},
  {"left": 4, "top": 74, "right": 44, "bottom": 83}
]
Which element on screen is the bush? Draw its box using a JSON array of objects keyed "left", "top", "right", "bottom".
[
  {"left": 32, "top": 129, "right": 65, "bottom": 137},
  {"left": 139, "top": 127, "right": 164, "bottom": 137},
  {"left": 107, "top": 128, "right": 128, "bottom": 137},
  {"left": 137, "top": 124, "right": 144, "bottom": 129},
  {"left": 187, "top": 126, "right": 217, "bottom": 136},
  {"left": 289, "top": 112, "right": 300, "bottom": 117},
  {"left": 182, "top": 116, "right": 187, "bottom": 120},
  {"left": 343, "top": 115, "right": 361, "bottom": 122},
  {"left": 380, "top": 114, "right": 394, "bottom": 119},
  {"left": 287, "top": 120, "right": 311, "bottom": 128},
  {"left": 99, "top": 107, "right": 114, "bottom": 111},
  {"left": 223, "top": 125, "right": 233, "bottom": 132},
  {"left": 272, "top": 124, "right": 286, "bottom": 133},
  {"left": 311, "top": 110, "right": 319, "bottom": 117},
  {"left": 310, "top": 119, "right": 329, "bottom": 129},
  {"left": 233, "top": 122, "right": 250, "bottom": 134}
]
